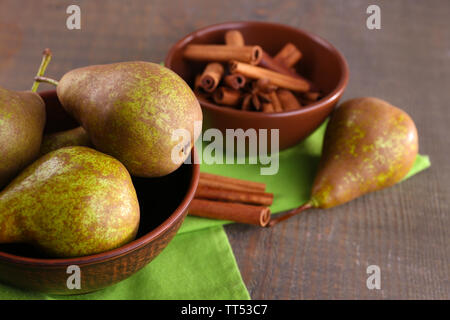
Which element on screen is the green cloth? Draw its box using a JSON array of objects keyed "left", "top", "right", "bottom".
[{"left": 0, "top": 121, "right": 430, "bottom": 299}]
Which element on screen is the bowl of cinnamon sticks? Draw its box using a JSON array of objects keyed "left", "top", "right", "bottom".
[{"left": 165, "top": 21, "right": 349, "bottom": 150}]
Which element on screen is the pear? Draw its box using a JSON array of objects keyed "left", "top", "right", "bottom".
[
  {"left": 0, "top": 50, "right": 52, "bottom": 189},
  {"left": 270, "top": 97, "right": 419, "bottom": 226},
  {"left": 0, "top": 88, "right": 45, "bottom": 188},
  {"left": 39, "top": 126, "right": 91, "bottom": 156},
  {"left": 0, "top": 146, "right": 140, "bottom": 257},
  {"left": 35, "top": 61, "right": 202, "bottom": 177}
]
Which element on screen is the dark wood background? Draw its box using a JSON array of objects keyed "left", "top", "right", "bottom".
[{"left": 0, "top": 0, "right": 448, "bottom": 299}]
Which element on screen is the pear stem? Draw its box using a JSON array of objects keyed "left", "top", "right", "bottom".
[
  {"left": 34, "top": 76, "right": 59, "bottom": 87},
  {"left": 267, "top": 201, "right": 313, "bottom": 227},
  {"left": 31, "top": 48, "right": 52, "bottom": 92}
]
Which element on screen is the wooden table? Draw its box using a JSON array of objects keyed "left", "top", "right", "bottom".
[{"left": 1, "top": 0, "right": 448, "bottom": 299}]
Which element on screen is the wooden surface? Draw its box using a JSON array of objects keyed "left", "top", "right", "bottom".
[{"left": 0, "top": 0, "right": 449, "bottom": 299}]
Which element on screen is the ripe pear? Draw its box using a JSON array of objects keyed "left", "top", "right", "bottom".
[
  {"left": 0, "top": 49, "right": 52, "bottom": 189},
  {"left": 270, "top": 97, "right": 419, "bottom": 226},
  {"left": 36, "top": 61, "right": 202, "bottom": 177},
  {"left": 39, "top": 126, "right": 91, "bottom": 156},
  {"left": 311, "top": 97, "right": 418, "bottom": 208},
  {"left": 0, "top": 146, "right": 140, "bottom": 258},
  {"left": 0, "top": 86, "right": 46, "bottom": 189}
]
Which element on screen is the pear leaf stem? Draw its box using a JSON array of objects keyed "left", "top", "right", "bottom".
[
  {"left": 31, "top": 48, "right": 52, "bottom": 92},
  {"left": 34, "top": 76, "right": 59, "bottom": 87},
  {"left": 267, "top": 201, "right": 313, "bottom": 227}
]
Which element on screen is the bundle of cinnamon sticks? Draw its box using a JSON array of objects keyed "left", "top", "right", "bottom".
[
  {"left": 183, "top": 30, "right": 321, "bottom": 112},
  {"left": 189, "top": 172, "right": 273, "bottom": 227}
]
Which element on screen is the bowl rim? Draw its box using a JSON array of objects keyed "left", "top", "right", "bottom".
[
  {"left": 0, "top": 127, "right": 200, "bottom": 266},
  {"left": 165, "top": 20, "right": 349, "bottom": 118}
]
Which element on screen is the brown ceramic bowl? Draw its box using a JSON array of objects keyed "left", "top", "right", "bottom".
[
  {"left": 0, "top": 90, "right": 200, "bottom": 295},
  {"left": 165, "top": 21, "right": 349, "bottom": 150}
]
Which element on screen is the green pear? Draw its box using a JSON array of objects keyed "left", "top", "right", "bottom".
[
  {"left": 36, "top": 61, "right": 202, "bottom": 177},
  {"left": 0, "top": 146, "right": 140, "bottom": 258},
  {"left": 0, "top": 86, "right": 45, "bottom": 189},
  {"left": 270, "top": 97, "right": 419, "bottom": 226},
  {"left": 311, "top": 97, "right": 418, "bottom": 208},
  {"left": 0, "top": 49, "right": 52, "bottom": 189},
  {"left": 39, "top": 126, "right": 91, "bottom": 156}
]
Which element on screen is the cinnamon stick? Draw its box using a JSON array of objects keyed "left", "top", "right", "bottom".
[
  {"left": 274, "top": 43, "right": 302, "bottom": 67},
  {"left": 189, "top": 199, "right": 271, "bottom": 227},
  {"left": 193, "top": 75, "right": 210, "bottom": 100},
  {"left": 222, "top": 30, "right": 247, "bottom": 90},
  {"left": 258, "top": 51, "right": 316, "bottom": 91},
  {"left": 277, "top": 89, "right": 302, "bottom": 111},
  {"left": 195, "top": 186, "right": 273, "bottom": 206},
  {"left": 224, "top": 74, "right": 246, "bottom": 90},
  {"left": 229, "top": 60, "right": 310, "bottom": 92},
  {"left": 259, "top": 51, "right": 299, "bottom": 77},
  {"left": 200, "top": 63, "right": 224, "bottom": 92},
  {"left": 262, "top": 102, "right": 275, "bottom": 113},
  {"left": 213, "top": 87, "right": 242, "bottom": 106},
  {"left": 303, "top": 91, "right": 320, "bottom": 101},
  {"left": 225, "top": 30, "right": 245, "bottom": 46},
  {"left": 199, "top": 172, "right": 266, "bottom": 193},
  {"left": 269, "top": 91, "right": 283, "bottom": 112},
  {"left": 255, "top": 78, "right": 277, "bottom": 93},
  {"left": 183, "top": 44, "right": 263, "bottom": 65}
]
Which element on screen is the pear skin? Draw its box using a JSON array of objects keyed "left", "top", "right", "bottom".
[
  {"left": 55, "top": 62, "right": 202, "bottom": 177},
  {"left": 0, "top": 86, "right": 46, "bottom": 189},
  {"left": 39, "top": 126, "right": 91, "bottom": 156},
  {"left": 0, "top": 146, "right": 140, "bottom": 258},
  {"left": 311, "top": 97, "right": 418, "bottom": 208}
]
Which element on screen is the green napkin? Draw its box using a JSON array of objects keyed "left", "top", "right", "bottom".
[
  {"left": 0, "top": 226, "right": 250, "bottom": 300},
  {"left": 179, "top": 122, "right": 431, "bottom": 233},
  {"left": 0, "top": 121, "right": 430, "bottom": 299}
]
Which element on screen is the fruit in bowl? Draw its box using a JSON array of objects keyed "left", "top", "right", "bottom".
[
  {"left": 0, "top": 90, "right": 200, "bottom": 294},
  {"left": 0, "top": 51, "right": 201, "bottom": 293}
]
